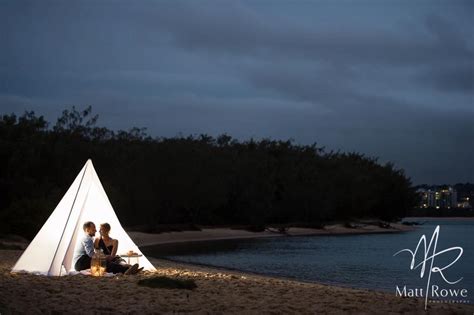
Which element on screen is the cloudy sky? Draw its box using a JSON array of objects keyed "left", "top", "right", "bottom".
[{"left": 1, "top": 0, "right": 473, "bottom": 185}]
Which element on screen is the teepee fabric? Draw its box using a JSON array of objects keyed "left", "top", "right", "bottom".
[{"left": 12, "top": 159, "right": 156, "bottom": 276}]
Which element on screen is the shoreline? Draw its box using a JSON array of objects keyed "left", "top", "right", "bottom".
[
  {"left": 3, "top": 221, "right": 474, "bottom": 313},
  {"left": 151, "top": 255, "right": 397, "bottom": 294},
  {"left": 136, "top": 223, "right": 412, "bottom": 298},
  {"left": 2, "top": 220, "right": 474, "bottom": 314},
  {"left": 1, "top": 249, "right": 473, "bottom": 314},
  {"left": 404, "top": 216, "right": 474, "bottom": 221},
  {"left": 128, "top": 222, "right": 416, "bottom": 248}
]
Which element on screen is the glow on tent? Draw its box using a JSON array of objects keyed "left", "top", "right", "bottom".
[{"left": 11, "top": 159, "right": 156, "bottom": 276}]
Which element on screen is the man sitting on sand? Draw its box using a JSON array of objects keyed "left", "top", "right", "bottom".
[{"left": 73, "top": 221, "right": 139, "bottom": 275}]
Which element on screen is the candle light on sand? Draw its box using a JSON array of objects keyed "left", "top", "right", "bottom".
[
  {"left": 91, "top": 266, "right": 106, "bottom": 276},
  {"left": 91, "top": 266, "right": 98, "bottom": 276}
]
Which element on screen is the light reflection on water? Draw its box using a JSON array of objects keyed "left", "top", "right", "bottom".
[{"left": 143, "top": 219, "right": 473, "bottom": 300}]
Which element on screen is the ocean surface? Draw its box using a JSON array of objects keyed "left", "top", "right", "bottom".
[{"left": 143, "top": 218, "right": 473, "bottom": 301}]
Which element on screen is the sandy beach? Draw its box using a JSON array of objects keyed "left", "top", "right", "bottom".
[
  {"left": 127, "top": 222, "right": 415, "bottom": 247},
  {"left": 1, "top": 225, "right": 473, "bottom": 314}
]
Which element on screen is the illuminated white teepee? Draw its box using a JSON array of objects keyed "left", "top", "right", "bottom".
[{"left": 12, "top": 159, "right": 156, "bottom": 276}]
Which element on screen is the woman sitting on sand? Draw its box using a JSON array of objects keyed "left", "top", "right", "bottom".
[{"left": 94, "top": 223, "right": 142, "bottom": 275}]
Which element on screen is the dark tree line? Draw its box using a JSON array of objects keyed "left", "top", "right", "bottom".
[{"left": 0, "top": 107, "right": 418, "bottom": 239}]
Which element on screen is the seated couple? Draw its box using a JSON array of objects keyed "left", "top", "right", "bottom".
[{"left": 73, "top": 221, "right": 142, "bottom": 275}]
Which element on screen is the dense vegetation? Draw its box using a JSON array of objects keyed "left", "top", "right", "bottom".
[{"left": 0, "top": 107, "right": 418, "bottom": 239}]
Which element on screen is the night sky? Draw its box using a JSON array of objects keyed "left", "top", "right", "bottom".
[{"left": 1, "top": 0, "right": 473, "bottom": 185}]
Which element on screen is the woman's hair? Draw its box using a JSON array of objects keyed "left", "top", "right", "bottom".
[{"left": 100, "top": 223, "right": 111, "bottom": 232}]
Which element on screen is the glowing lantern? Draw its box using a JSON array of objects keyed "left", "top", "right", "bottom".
[{"left": 90, "top": 250, "right": 107, "bottom": 276}]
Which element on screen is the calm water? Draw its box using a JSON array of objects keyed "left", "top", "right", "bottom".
[{"left": 143, "top": 219, "right": 473, "bottom": 300}]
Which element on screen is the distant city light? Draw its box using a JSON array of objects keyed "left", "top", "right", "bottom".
[{"left": 417, "top": 186, "right": 468, "bottom": 210}]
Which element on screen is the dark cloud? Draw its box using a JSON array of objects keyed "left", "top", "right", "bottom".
[
  {"left": 0, "top": 0, "right": 473, "bottom": 184},
  {"left": 418, "top": 66, "right": 474, "bottom": 92},
  {"left": 145, "top": 3, "right": 473, "bottom": 67}
]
